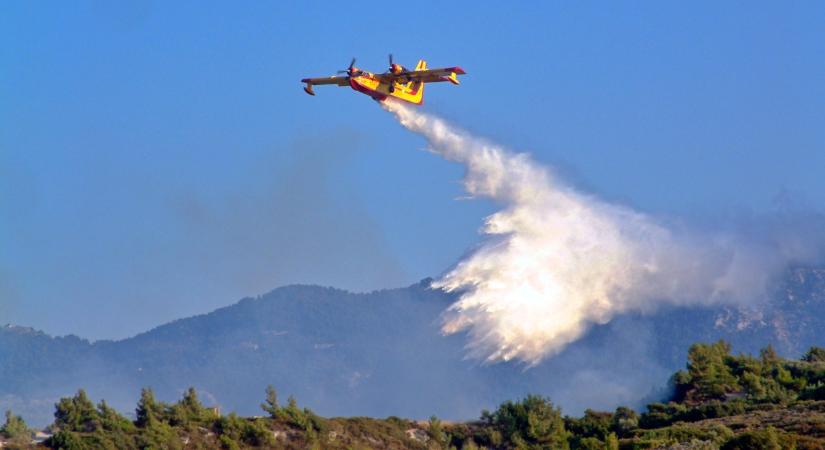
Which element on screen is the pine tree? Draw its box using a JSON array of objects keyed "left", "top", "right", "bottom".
[
  {"left": 1, "top": 409, "right": 30, "bottom": 439},
  {"left": 261, "top": 385, "right": 280, "bottom": 418},
  {"left": 54, "top": 389, "right": 100, "bottom": 432},
  {"left": 135, "top": 388, "right": 164, "bottom": 427},
  {"left": 428, "top": 415, "right": 448, "bottom": 448}
]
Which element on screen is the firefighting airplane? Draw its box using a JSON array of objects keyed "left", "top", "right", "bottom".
[{"left": 301, "top": 55, "right": 466, "bottom": 105}]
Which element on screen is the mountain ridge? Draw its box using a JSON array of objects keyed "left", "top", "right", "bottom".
[{"left": 3, "top": 270, "right": 825, "bottom": 427}]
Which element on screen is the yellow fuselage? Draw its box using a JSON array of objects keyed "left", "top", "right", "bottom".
[{"left": 349, "top": 72, "right": 424, "bottom": 105}]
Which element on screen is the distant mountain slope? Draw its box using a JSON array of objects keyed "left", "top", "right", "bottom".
[{"left": 3, "top": 269, "right": 825, "bottom": 426}]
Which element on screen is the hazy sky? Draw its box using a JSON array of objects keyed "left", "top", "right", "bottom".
[{"left": 2, "top": 2, "right": 824, "bottom": 339}]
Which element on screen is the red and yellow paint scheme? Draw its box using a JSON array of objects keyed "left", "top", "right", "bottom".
[{"left": 301, "top": 55, "right": 465, "bottom": 105}]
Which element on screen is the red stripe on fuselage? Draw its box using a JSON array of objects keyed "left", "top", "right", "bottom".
[{"left": 350, "top": 78, "right": 387, "bottom": 101}]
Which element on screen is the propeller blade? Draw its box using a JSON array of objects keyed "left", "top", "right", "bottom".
[
  {"left": 389, "top": 53, "right": 393, "bottom": 66},
  {"left": 349, "top": 57, "right": 356, "bottom": 69}
]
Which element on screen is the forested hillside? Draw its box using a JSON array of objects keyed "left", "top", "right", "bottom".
[
  {"left": 3, "top": 269, "right": 825, "bottom": 428},
  {"left": 3, "top": 341, "right": 825, "bottom": 449}
]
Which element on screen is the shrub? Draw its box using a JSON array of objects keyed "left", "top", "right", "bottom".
[
  {"left": 803, "top": 347, "right": 825, "bottom": 363},
  {"left": 610, "top": 406, "right": 639, "bottom": 437},
  {"left": 721, "top": 427, "right": 781, "bottom": 450},
  {"left": 46, "top": 430, "right": 85, "bottom": 450},
  {"left": 799, "top": 381, "right": 825, "bottom": 401}
]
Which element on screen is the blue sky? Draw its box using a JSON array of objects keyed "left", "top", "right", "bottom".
[{"left": 2, "top": 2, "right": 824, "bottom": 339}]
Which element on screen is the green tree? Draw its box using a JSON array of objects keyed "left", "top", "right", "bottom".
[
  {"left": 216, "top": 413, "right": 274, "bottom": 448},
  {"left": 273, "top": 394, "right": 325, "bottom": 442},
  {"left": 55, "top": 389, "right": 100, "bottom": 432},
  {"left": 135, "top": 419, "right": 181, "bottom": 450},
  {"left": 219, "top": 434, "right": 241, "bottom": 450},
  {"left": 215, "top": 413, "right": 246, "bottom": 446},
  {"left": 169, "top": 387, "right": 212, "bottom": 427},
  {"left": 135, "top": 388, "right": 165, "bottom": 428},
  {"left": 260, "top": 385, "right": 279, "bottom": 418},
  {"left": 684, "top": 341, "right": 739, "bottom": 400},
  {"left": 1, "top": 409, "right": 30, "bottom": 440},
  {"left": 96, "top": 400, "right": 133, "bottom": 433},
  {"left": 638, "top": 402, "right": 689, "bottom": 429},
  {"left": 461, "top": 440, "right": 480, "bottom": 450},
  {"left": 132, "top": 388, "right": 184, "bottom": 449},
  {"left": 46, "top": 430, "right": 85, "bottom": 450},
  {"left": 279, "top": 395, "right": 307, "bottom": 427},
  {"left": 485, "top": 395, "right": 569, "bottom": 449},
  {"left": 604, "top": 432, "right": 619, "bottom": 450},
  {"left": 741, "top": 371, "right": 766, "bottom": 398},
  {"left": 566, "top": 409, "right": 611, "bottom": 441},
  {"left": 760, "top": 345, "right": 779, "bottom": 366},
  {"left": 803, "top": 346, "right": 825, "bottom": 362},
  {"left": 800, "top": 382, "right": 825, "bottom": 401},
  {"left": 610, "top": 406, "right": 638, "bottom": 437},
  {"left": 286, "top": 395, "right": 298, "bottom": 411},
  {"left": 428, "top": 415, "right": 448, "bottom": 448},
  {"left": 91, "top": 400, "right": 136, "bottom": 448},
  {"left": 575, "top": 437, "right": 604, "bottom": 450}
]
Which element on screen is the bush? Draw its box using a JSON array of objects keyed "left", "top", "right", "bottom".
[
  {"left": 638, "top": 423, "right": 733, "bottom": 447},
  {"left": 799, "top": 382, "right": 825, "bottom": 401},
  {"left": 803, "top": 347, "right": 825, "bottom": 363},
  {"left": 573, "top": 436, "right": 604, "bottom": 450},
  {"left": 135, "top": 418, "right": 181, "bottom": 449},
  {"left": 639, "top": 403, "right": 688, "bottom": 429},
  {"left": 46, "top": 430, "right": 85, "bottom": 450},
  {"left": 216, "top": 414, "right": 273, "bottom": 447},
  {"left": 721, "top": 427, "right": 781, "bottom": 450},
  {"left": 610, "top": 406, "right": 638, "bottom": 437},
  {"left": 219, "top": 434, "right": 241, "bottom": 450},
  {"left": 565, "top": 409, "right": 611, "bottom": 441}
]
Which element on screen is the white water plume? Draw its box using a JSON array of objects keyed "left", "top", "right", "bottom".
[{"left": 382, "top": 100, "right": 795, "bottom": 366}]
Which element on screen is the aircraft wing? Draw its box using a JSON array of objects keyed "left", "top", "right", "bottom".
[
  {"left": 378, "top": 67, "right": 466, "bottom": 83},
  {"left": 300, "top": 76, "right": 350, "bottom": 86},
  {"left": 301, "top": 76, "right": 350, "bottom": 95}
]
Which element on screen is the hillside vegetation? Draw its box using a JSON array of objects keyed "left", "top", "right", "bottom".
[
  {"left": 4, "top": 341, "right": 825, "bottom": 449},
  {"left": 4, "top": 268, "right": 825, "bottom": 426}
]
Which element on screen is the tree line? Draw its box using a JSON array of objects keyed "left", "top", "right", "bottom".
[{"left": 2, "top": 341, "right": 825, "bottom": 449}]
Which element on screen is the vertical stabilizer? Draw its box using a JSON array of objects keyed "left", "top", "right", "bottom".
[{"left": 402, "top": 59, "right": 425, "bottom": 104}]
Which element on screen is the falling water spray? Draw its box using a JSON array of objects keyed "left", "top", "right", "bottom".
[{"left": 383, "top": 100, "right": 786, "bottom": 366}]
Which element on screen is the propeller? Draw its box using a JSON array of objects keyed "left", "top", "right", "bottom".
[
  {"left": 336, "top": 57, "right": 358, "bottom": 76},
  {"left": 388, "top": 53, "right": 406, "bottom": 75}
]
